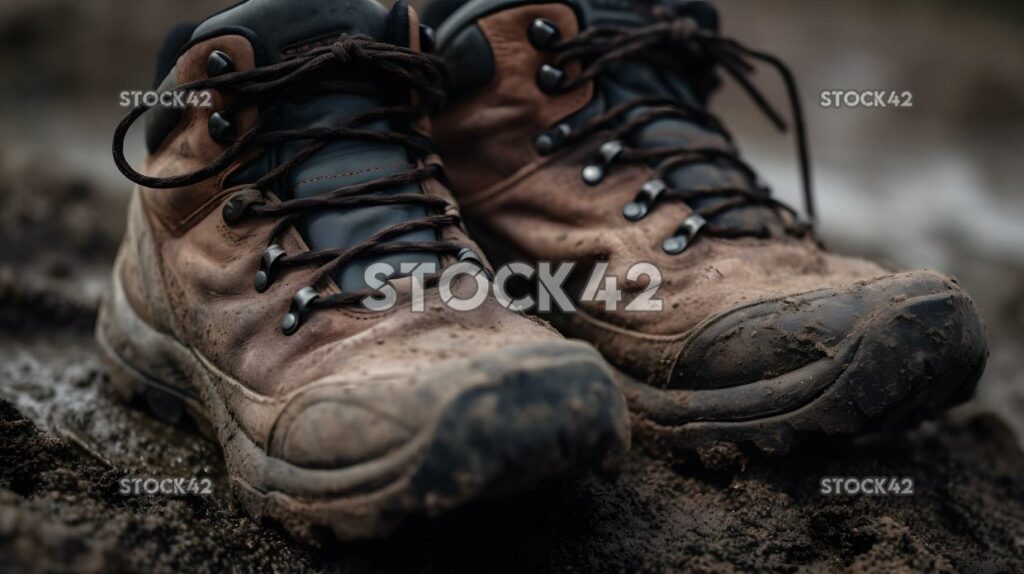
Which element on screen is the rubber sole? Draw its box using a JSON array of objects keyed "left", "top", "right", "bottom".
[
  {"left": 618, "top": 289, "right": 988, "bottom": 455},
  {"left": 96, "top": 272, "right": 629, "bottom": 541}
]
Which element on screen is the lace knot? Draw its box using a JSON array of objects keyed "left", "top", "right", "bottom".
[{"left": 329, "top": 39, "right": 355, "bottom": 63}]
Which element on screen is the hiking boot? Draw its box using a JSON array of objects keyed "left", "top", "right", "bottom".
[
  {"left": 99, "top": 0, "right": 628, "bottom": 541},
  {"left": 425, "top": 0, "right": 987, "bottom": 453}
]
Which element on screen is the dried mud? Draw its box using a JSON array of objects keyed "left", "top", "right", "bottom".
[{"left": 0, "top": 151, "right": 1023, "bottom": 573}]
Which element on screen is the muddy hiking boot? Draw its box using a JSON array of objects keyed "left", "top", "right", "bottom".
[
  {"left": 424, "top": 0, "right": 988, "bottom": 453},
  {"left": 101, "top": 0, "right": 629, "bottom": 541}
]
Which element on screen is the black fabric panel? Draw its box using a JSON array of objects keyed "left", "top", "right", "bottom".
[
  {"left": 439, "top": 25, "right": 494, "bottom": 98},
  {"left": 153, "top": 22, "right": 198, "bottom": 89},
  {"left": 385, "top": 0, "right": 411, "bottom": 47},
  {"left": 422, "top": 0, "right": 468, "bottom": 29},
  {"left": 193, "top": 0, "right": 439, "bottom": 292},
  {"left": 190, "top": 0, "right": 388, "bottom": 64},
  {"left": 144, "top": 70, "right": 182, "bottom": 154}
]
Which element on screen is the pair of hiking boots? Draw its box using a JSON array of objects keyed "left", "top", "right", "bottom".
[{"left": 102, "top": 0, "right": 987, "bottom": 540}]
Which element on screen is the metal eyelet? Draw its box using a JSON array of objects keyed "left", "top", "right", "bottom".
[
  {"left": 582, "top": 140, "right": 624, "bottom": 185},
  {"left": 281, "top": 287, "right": 320, "bottom": 336},
  {"left": 536, "top": 64, "right": 566, "bottom": 94},
  {"left": 419, "top": 24, "right": 436, "bottom": 52},
  {"left": 662, "top": 214, "right": 707, "bottom": 255},
  {"left": 456, "top": 247, "right": 493, "bottom": 280},
  {"left": 623, "top": 179, "right": 668, "bottom": 221},
  {"left": 254, "top": 244, "right": 286, "bottom": 292},
  {"left": 206, "top": 51, "right": 235, "bottom": 77},
  {"left": 533, "top": 123, "right": 571, "bottom": 155},
  {"left": 208, "top": 111, "right": 235, "bottom": 145},
  {"left": 528, "top": 18, "right": 561, "bottom": 49},
  {"left": 222, "top": 188, "right": 264, "bottom": 225}
]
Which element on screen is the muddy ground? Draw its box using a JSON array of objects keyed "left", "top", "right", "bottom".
[
  {"left": 2, "top": 0, "right": 1024, "bottom": 571},
  {"left": 1, "top": 150, "right": 1024, "bottom": 574}
]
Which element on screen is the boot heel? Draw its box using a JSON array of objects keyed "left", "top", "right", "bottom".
[
  {"left": 101, "top": 347, "right": 190, "bottom": 425},
  {"left": 96, "top": 272, "right": 213, "bottom": 437}
]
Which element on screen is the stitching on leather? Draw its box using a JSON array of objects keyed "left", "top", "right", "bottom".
[{"left": 292, "top": 161, "right": 413, "bottom": 190}]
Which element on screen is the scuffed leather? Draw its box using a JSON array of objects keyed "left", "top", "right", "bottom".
[
  {"left": 117, "top": 32, "right": 569, "bottom": 466},
  {"left": 431, "top": 3, "right": 593, "bottom": 194},
  {"left": 432, "top": 3, "right": 896, "bottom": 387}
]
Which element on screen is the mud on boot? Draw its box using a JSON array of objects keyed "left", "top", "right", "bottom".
[
  {"left": 101, "top": 0, "right": 629, "bottom": 541},
  {"left": 425, "top": 0, "right": 988, "bottom": 454}
]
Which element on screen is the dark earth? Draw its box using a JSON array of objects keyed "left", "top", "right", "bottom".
[
  {"left": 2, "top": 0, "right": 1024, "bottom": 571},
  {"left": 1, "top": 142, "right": 1023, "bottom": 574}
]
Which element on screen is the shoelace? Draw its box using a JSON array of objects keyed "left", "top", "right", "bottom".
[
  {"left": 535, "top": 12, "right": 816, "bottom": 253},
  {"left": 113, "top": 35, "right": 484, "bottom": 334}
]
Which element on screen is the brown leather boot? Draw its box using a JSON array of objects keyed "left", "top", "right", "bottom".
[
  {"left": 99, "top": 0, "right": 628, "bottom": 540},
  {"left": 426, "top": 0, "right": 987, "bottom": 453}
]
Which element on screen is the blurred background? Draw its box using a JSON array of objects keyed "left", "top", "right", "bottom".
[{"left": 1, "top": 0, "right": 1021, "bottom": 440}]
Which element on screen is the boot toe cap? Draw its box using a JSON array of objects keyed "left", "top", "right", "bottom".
[
  {"left": 669, "top": 270, "right": 988, "bottom": 399},
  {"left": 270, "top": 391, "right": 416, "bottom": 469},
  {"left": 264, "top": 341, "right": 630, "bottom": 487}
]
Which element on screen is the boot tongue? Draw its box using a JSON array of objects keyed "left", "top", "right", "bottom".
[
  {"left": 192, "top": 0, "right": 392, "bottom": 58},
  {"left": 571, "top": 0, "right": 782, "bottom": 234},
  {"left": 571, "top": 0, "right": 718, "bottom": 31},
  {"left": 193, "top": 0, "right": 438, "bottom": 293},
  {"left": 573, "top": 0, "right": 655, "bottom": 27}
]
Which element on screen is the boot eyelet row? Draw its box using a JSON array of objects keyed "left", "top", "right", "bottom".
[
  {"left": 623, "top": 179, "right": 668, "bottom": 221},
  {"left": 529, "top": 19, "right": 565, "bottom": 95},
  {"left": 281, "top": 287, "right": 319, "bottom": 335},
  {"left": 662, "top": 214, "right": 707, "bottom": 255},
  {"left": 206, "top": 51, "right": 235, "bottom": 145},
  {"left": 254, "top": 244, "right": 287, "bottom": 292},
  {"left": 533, "top": 123, "right": 571, "bottom": 155},
  {"left": 582, "top": 140, "right": 624, "bottom": 185}
]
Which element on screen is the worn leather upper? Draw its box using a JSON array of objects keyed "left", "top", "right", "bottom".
[
  {"left": 117, "top": 2, "right": 574, "bottom": 468},
  {"left": 428, "top": 0, "right": 964, "bottom": 388}
]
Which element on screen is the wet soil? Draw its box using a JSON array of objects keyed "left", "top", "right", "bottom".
[
  {"left": 1, "top": 150, "right": 1023, "bottom": 574},
  {"left": 2, "top": 0, "right": 1024, "bottom": 567}
]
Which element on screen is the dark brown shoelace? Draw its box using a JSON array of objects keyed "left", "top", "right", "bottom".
[
  {"left": 540, "top": 12, "right": 816, "bottom": 246},
  {"left": 112, "top": 35, "right": 477, "bottom": 333}
]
